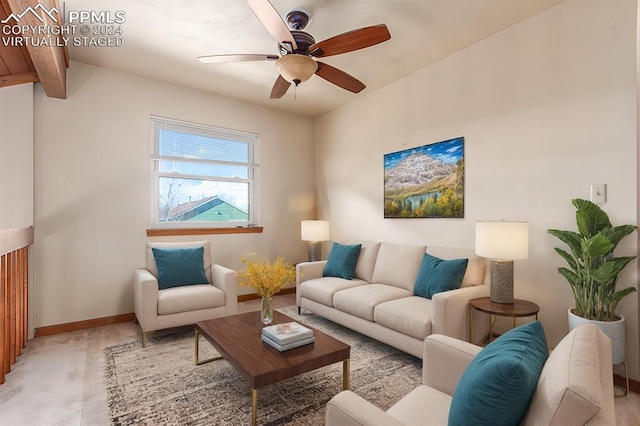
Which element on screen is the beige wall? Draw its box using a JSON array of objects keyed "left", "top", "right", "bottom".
[
  {"left": 0, "top": 83, "right": 33, "bottom": 229},
  {"left": 315, "top": 0, "right": 639, "bottom": 380},
  {"left": 33, "top": 61, "right": 316, "bottom": 327},
  {"left": 11, "top": 0, "right": 640, "bottom": 383}
]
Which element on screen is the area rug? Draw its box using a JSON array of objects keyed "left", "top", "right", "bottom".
[{"left": 104, "top": 306, "right": 421, "bottom": 425}]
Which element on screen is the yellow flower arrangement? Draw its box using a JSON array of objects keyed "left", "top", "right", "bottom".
[{"left": 237, "top": 254, "right": 297, "bottom": 298}]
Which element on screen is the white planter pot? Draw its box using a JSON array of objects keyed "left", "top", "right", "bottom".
[{"left": 568, "top": 308, "right": 625, "bottom": 365}]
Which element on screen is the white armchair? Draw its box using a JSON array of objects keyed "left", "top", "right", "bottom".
[
  {"left": 326, "top": 324, "right": 614, "bottom": 426},
  {"left": 133, "top": 241, "right": 237, "bottom": 346}
]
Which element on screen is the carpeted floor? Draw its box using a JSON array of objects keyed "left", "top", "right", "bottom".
[{"left": 104, "top": 306, "right": 422, "bottom": 425}]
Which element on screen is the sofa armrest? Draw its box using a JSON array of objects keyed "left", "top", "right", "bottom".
[
  {"left": 133, "top": 268, "right": 159, "bottom": 332},
  {"left": 296, "top": 260, "right": 327, "bottom": 282},
  {"left": 423, "top": 334, "right": 482, "bottom": 396},
  {"left": 326, "top": 391, "right": 403, "bottom": 426},
  {"left": 430, "top": 284, "right": 490, "bottom": 341},
  {"left": 211, "top": 264, "right": 238, "bottom": 315},
  {"left": 296, "top": 260, "right": 327, "bottom": 306}
]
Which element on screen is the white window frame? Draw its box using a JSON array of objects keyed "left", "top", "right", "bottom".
[{"left": 150, "top": 116, "right": 259, "bottom": 229}]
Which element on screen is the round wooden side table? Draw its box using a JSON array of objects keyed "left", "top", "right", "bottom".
[{"left": 469, "top": 297, "right": 540, "bottom": 345}]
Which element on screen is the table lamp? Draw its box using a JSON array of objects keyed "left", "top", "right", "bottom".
[
  {"left": 475, "top": 221, "right": 529, "bottom": 304},
  {"left": 301, "top": 220, "right": 330, "bottom": 262}
]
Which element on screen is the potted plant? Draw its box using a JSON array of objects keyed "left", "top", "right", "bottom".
[
  {"left": 548, "top": 198, "right": 637, "bottom": 366},
  {"left": 237, "top": 254, "right": 296, "bottom": 325}
]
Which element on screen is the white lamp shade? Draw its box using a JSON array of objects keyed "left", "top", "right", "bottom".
[
  {"left": 475, "top": 221, "right": 529, "bottom": 260},
  {"left": 301, "top": 220, "right": 330, "bottom": 242}
]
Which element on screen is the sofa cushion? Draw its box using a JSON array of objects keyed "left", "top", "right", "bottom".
[
  {"left": 374, "top": 296, "right": 432, "bottom": 340},
  {"left": 158, "top": 284, "right": 225, "bottom": 315},
  {"left": 152, "top": 247, "right": 209, "bottom": 290},
  {"left": 299, "top": 277, "right": 368, "bottom": 307},
  {"left": 426, "top": 246, "right": 485, "bottom": 287},
  {"left": 324, "top": 243, "right": 362, "bottom": 280},
  {"left": 333, "top": 284, "right": 413, "bottom": 321},
  {"left": 413, "top": 253, "right": 468, "bottom": 299},
  {"left": 521, "top": 324, "right": 603, "bottom": 426},
  {"left": 387, "top": 385, "right": 452, "bottom": 426},
  {"left": 371, "top": 243, "right": 427, "bottom": 291},
  {"left": 449, "top": 321, "right": 549, "bottom": 426},
  {"left": 350, "top": 241, "right": 381, "bottom": 282}
]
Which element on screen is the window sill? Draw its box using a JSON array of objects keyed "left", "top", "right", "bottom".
[{"left": 146, "top": 227, "right": 263, "bottom": 237}]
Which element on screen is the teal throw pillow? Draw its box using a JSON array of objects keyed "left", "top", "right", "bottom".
[
  {"left": 152, "top": 247, "right": 209, "bottom": 290},
  {"left": 323, "top": 243, "right": 362, "bottom": 280},
  {"left": 413, "top": 253, "right": 468, "bottom": 299},
  {"left": 448, "top": 321, "right": 549, "bottom": 426}
]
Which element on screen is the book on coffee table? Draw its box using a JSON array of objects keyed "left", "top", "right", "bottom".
[
  {"left": 262, "top": 321, "right": 313, "bottom": 345},
  {"left": 261, "top": 334, "right": 315, "bottom": 352}
]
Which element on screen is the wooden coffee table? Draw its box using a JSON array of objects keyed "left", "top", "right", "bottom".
[{"left": 194, "top": 310, "right": 350, "bottom": 425}]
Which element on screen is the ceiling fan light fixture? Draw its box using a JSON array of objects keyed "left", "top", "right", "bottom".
[{"left": 275, "top": 54, "right": 318, "bottom": 85}]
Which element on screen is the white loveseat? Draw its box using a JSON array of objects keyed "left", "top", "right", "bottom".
[
  {"left": 296, "top": 241, "right": 490, "bottom": 358},
  {"left": 326, "top": 324, "right": 615, "bottom": 425}
]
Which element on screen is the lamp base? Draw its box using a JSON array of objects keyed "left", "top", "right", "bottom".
[
  {"left": 490, "top": 260, "right": 514, "bottom": 304},
  {"left": 307, "top": 242, "right": 321, "bottom": 262}
]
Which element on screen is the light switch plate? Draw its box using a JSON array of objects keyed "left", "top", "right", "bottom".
[{"left": 590, "top": 184, "right": 606, "bottom": 203}]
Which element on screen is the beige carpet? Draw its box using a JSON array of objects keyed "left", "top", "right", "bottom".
[{"left": 104, "top": 307, "right": 421, "bottom": 425}]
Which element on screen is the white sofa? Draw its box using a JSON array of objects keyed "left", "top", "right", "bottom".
[
  {"left": 326, "top": 324, "right": 615, "bottom": 425},
  {"left": 296, "top": 241, "right": 490, "bottom": 358},
  {"left": 133, "top": 241, "right": 238, "bottom": 346}
]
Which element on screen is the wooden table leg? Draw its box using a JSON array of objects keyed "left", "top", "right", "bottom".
[
  {"left": 469, "top": 305, "right": 474, "bottom": 343},
  {"left": 343, "top": 358, "right": 350, "bottom": 390},
  {"left": 251, "top": 388, "right": 257, "bottom": 426}
]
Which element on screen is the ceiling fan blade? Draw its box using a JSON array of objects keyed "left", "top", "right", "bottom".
[
  {"left": 247, "top": 0, "right": 297, "bottom": 50},
  {"left": 315, "top": 62, "right": 366, "bottom": 93},
  {"left": 198, "top": 54, "right": 279, "bottom": 64},
  {"left": 309, "top": 24, "right": 391, "bottom": 58},
  {"left": 270, "top": 74, "right": 291, "bottom": 99}
]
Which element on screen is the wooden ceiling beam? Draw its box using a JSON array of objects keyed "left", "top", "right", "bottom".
[
  {"left": 5, "top": 0, "right": 67, "bottom": 98},
  {"left": 0, "top": 71, "right": 39, "bottom": 87}
]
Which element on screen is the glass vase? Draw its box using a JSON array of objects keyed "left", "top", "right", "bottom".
[{"left": 261, "top": 296, "right": 273, "bottom": 325}]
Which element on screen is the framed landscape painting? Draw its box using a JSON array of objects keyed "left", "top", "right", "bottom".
[{"left": 384, "top": 137, "right": 464, "bottom": 218}]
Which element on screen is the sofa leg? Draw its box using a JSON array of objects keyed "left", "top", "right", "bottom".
[
  {"left": 298, "top": 306, "right": 301, "bottom": 315},
  {"left": 142, "top": 331, "right": 151, "bottom": 348}
]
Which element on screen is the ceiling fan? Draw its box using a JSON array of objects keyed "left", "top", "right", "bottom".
[{"left": 198, "top": 0, "right": 391, "bottom": 99}]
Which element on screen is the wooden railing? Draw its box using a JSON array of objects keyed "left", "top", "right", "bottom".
[{"left": 0, "top": 227, "right": 33, "bottom": 385}]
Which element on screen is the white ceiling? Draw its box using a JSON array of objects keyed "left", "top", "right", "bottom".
[{"left": 64, "top": 0, "right": 566, "bottom": 117}]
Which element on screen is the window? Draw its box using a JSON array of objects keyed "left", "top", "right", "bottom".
[{"left": 150, "top": 116, "right": 258, "bottom": 228}]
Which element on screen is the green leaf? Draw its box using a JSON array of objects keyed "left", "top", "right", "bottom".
[
  {"left": 582, "top": 234, "right": 613, "bottom": 258},
  {"left": 591, "top": 257, "right": 636, "bottom": 283},
  {"left": 612, "top": 286, "right": 638, "bottom": 302},
  {"left": 573, "top": 198, "right": 611, "bottom": 237},
  {"left": 581, "top": 233, "right": 613, "bottom": 258},
  {"left": 553, "top": 247, "right": 578, "bottom": 271},
  {"left": 548, "top": 229, "right": 582, "bottom": 257},
  {"left": 601, "top": 225, "right": 637, "bottom": 249},
  {"left": 557, "top": 267, "right": 579, "bottom": 286}
]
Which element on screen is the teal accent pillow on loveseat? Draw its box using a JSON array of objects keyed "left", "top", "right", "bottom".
[
  {"left": 152, "top": 247, "right": 209, "bottom": 290},
  {"left": 448, "top": 321, "right": 549, "bottom": 426},
  {"left": 323, "top": 242, "right": 362, "bottom": 280}
]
